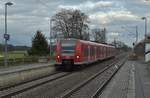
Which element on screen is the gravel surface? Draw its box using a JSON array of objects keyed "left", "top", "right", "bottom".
[
  {"left": 0, "top": 72, "right": 69, "bottom": 98},
  {"left": 11, "top": 54, "right": 125, "bottom": 98},
  {"left": 12, "top": 61, "right": 112, "bottom": 98},
  {"left": 0, "top": 62, "right": 55, "bottom": 75},
  {"left": 66, "top": 61, "right": 119, "bottom": 98},
  {"left": 98, "top": 60, "right": 131, "bottom": 98}
]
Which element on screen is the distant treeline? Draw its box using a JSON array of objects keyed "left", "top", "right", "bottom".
[{"left": 0, "top": 44, "right": 30, "bottom": 51}]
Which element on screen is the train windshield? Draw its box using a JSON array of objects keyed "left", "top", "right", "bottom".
[
  {"left": 62, "top": 46, "right": 75, "bottom": 52},
  {"left": 61, "top": 39, "right": 76, "bottom": 55}
]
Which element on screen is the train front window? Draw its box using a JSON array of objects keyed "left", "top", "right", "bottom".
[
  {"left": 61, "top": 39, "right": 76, "bottom": 54},
  {"left": 61, "top": 45, "right": 75, "bottom": 53}
]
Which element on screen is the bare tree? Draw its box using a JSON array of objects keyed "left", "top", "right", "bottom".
[
  {"left": 52, "top": 9, "right": 89, "bottom": 39},
  {"left": 92, "top": 28, "right": 106, "bottom": 43}
]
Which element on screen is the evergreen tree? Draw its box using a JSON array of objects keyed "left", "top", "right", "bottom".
[{"left": 28, "top": 30, "right": 49, "bottom": 56}]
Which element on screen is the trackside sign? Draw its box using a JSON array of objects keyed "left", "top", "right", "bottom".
[{"left": 145, "top": 43, "right": 150, "bottom": 62}]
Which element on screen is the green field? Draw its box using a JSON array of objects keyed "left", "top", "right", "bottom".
[{"left": 0, "top": 51, "right": 27, "bottom": 60}]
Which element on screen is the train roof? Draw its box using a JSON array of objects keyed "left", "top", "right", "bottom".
[
  {"left": 59, "top": 38, "right": 115, "bottom": 48},
  {"left": 78, "top": 39, "right": 115, "bottom": 48}
]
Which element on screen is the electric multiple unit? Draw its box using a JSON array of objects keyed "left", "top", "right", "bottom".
[{"left": 55, "top": 38, "right": 115, "bottom": 70}]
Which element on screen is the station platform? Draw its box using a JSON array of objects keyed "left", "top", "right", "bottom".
[
  {"left": 0, "top": 61, "right": 55, "bottom": 75},
  {"left": 99, "top": 59, "right": 150, "bottom": 98},
  {"left": 0, "top": 61, "right": 56, "bottom": 89}
]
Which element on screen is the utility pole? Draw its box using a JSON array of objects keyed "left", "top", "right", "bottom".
[
  {"left": 4, "top": 2, "right": 13, "bottom": 66},
  {"left": 136, "top": 26, "right": 138, "bottom": 44},
  {"left": 50, "top": 19, "right": 53, "bottom": 61},
  {"left": 142, "top": 17, "right": 147, "bottom": 39},
  {"left": 49, "top": 18, "right": 55, "bottom": 61}
]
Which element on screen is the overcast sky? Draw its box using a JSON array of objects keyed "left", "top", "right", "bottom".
[{"left": 0, "top": 0, "right": 150, "bottom": 46}]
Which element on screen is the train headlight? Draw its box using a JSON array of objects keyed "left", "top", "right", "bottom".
[
  {"left": 76, "top": 55, "right": 80, "bottom": 59},
  {"left": 57, "top": 55, "right": 60, "bottom": 59}
]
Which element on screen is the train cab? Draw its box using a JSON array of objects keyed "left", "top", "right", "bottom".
[{"left": 55, "top": 39, "right": 79, "bottom": 70}]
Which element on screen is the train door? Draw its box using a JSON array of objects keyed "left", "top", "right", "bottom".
[
  {"left": 102, "top": 46, "right": 104, "bottom": 59},
  {"left": 104, "top": 46, "right": 106, "bottom": 59},
  {"left": 88, "top": 44, "right": 90, "bottom": 63}
]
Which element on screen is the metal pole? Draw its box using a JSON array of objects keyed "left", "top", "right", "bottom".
[
  {"left": 50, "top": 19, "right": 52, "bottom": 61},
  {"left": 141, "top": 17, "right": 147, "bottom": 61},
  {"left": 144, "top": 18, "right": 147, "bottom": 61},
  {"left": 4, "top": 4, "right": 8, "bottom": 66},
  {"left": 145, "top": 18, "right": 147, "bottom": 39},
  {"left": 4, "top": 2, "right": 13, "bottom": 66},
  {"left": 136, "top": 26, "right": 138, "bottom": 44}
]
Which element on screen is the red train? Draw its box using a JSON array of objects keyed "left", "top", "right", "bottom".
[{"left": 55, "top": 38, "right": 115, "bottom": 70}]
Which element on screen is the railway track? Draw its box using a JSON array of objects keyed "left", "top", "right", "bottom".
[
  {"left": 13, "top": 59, "right": 118, "bottom": 98},
  {"left": 59, "top": 58, "right": 126, "bottom": 98},
  {"left": 0, "top": 72, "right": 71, "bottom": 98},
  {"left": 91, "top": 60, "right": 125, "bottom": 98},
  {"left": 0, "top": 53, "right": 126, "bottom": 98}
]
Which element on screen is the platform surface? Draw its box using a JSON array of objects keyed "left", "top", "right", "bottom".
[
  {"left": 99, "top": 60, "right": 150, "bottom": 98},
  {"left": 0, "top": 61, "right": 55, "bottom": 75}
]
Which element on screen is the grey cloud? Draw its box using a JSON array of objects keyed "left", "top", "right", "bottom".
[{"left": 0, "top": 0, "right": 150, "bottom": 46}]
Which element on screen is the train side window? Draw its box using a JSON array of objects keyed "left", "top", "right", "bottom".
[
  {"left": 91, "top": 46, "right": 93, "bottom": 57},
  {"left": 84, "top": 44, "right": 88, "bottom": 57},
  {"left": 93, "top": 47, "right": 94, "bottom": 55},
  {"left": 86, "top": 45, "right": 88, "bottom": 57},
  {"left": 92, "top": 46, "right": 93, "bottom": 57},
  {"left": 93, "top": 47, "right": 94, "bottom": 57},
  {"left": 90, "top": 46, "right": 92, "bottom": 57},
  {"left": 101, "top": 46, "right": 102, "bottom": 57},
  {"left": 99, "top": 47, "right": 100, "bottom": 57},
  {"left": 103, "top": 47, "right": 105, "bottom": 57},
  {"left": 101, "top": 47, "right": 102, "bottom": 56}
]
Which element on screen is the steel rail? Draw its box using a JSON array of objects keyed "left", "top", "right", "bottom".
[
  {"left": 92, "top": 59, "right": 126, "bottom": 98},
  {"left": 60, "top": 59, "right": 120, "bottom": 98},
  {"left": 0, "top": 72, "right": 71, "bottom": 98}
]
